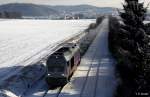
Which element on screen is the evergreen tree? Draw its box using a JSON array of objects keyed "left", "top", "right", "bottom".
[{"left": 119, "top": 0, "right": 150, "bottom": 96}]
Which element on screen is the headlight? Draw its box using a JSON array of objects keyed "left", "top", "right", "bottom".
[
  {"left": 61, "top": 74, "right": 65, "bottom": 76},
  {"left": 48, "top": 74, "right": 51, "bottom": 76}
]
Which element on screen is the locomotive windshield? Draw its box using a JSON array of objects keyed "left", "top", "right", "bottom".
[{"left": 47, "top": 55, "right": 66, "bottom": 72}]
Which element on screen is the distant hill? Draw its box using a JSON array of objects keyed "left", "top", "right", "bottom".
[
  {"left": 48, "top": 5, "right": 115, "bottom": 14},
  {"left": 0, "top": 3, "right": 59, "bottom": 16},
  {"left": 0, "top": 3, "right": 116, "bottom": 18}
]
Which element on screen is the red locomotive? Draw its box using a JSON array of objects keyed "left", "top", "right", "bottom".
[{"left": 45, "top": 43, "right": 81, "bottom": 87}]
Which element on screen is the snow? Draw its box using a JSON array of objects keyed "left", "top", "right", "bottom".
[
  {"left": 0, "top": 90, "right": 18, "bottom": 97},
  {"left": 144, "top": 21, "right": 150, "bottom": 24},
  {"left": 0, "top": 19, "right": 95, "bottom": 68},
  {"left": 0, "top": 64, "right": 46, "bottom": 96},
  {"left": 0, "top": 19, "right": 95, "bottom": 96}
]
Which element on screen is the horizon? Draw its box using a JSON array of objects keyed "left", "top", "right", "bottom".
[
  {"left": 0, "top": 0, "right": 149, "bottom": 8},
  {"left": 0, "top": 0, "right": 121, "bottom": 8},
  {"left": 0, "top": 2, "right": 117, "bottom": 8}
]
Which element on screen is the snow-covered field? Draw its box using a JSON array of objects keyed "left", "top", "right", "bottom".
[{"left": 0, "top": 19, "right": 95, "bottom": 80}]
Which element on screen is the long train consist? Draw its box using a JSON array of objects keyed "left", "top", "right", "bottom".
[{"left": 45, "top": 43, "right": 81, "bottom": 87}]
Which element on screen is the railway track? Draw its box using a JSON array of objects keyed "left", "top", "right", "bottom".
[
  {"left": 42, "top": 87, "right": 63, "bottom": 97},
  {"left": 79, "top": 50, "right": 98, "bottom": 97},
  {"left": 93, "top": 60, "right": 101, "bottom": 97},
  {"left": 79, "top": 39, "right": 101, "bottom": 97},
  {"left": 25, "top": 81, "right": 64, "bottom": 97}
]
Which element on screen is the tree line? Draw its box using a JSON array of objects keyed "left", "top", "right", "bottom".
[{"left": 0, "top": 11, "right": 22, "bottom": 19}]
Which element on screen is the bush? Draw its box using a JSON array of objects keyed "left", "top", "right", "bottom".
[
  {"left": 81, "top": 16, "right": 104, "bottom": 56},
  {"left": 86, "top": 16, "right": 104, "bottom": 32},
  {"left": 96, "top": 16, "right": 105, "bottom": 26}
]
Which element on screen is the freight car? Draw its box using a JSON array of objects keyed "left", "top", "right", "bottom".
[{"left": 45, "top": 43, "right": 81, "bottom": 87}]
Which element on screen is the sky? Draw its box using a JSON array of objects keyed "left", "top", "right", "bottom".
[{"left": 0, "top": 0, "right": 150, "bottom": 8}]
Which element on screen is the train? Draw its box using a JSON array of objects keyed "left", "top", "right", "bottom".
[{"left": 45, "top": 43, "right": 81, "bottom": 87}]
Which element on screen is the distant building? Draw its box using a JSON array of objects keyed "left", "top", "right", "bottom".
[
  {"left": 64, "top": 14, "right": 80, "bottom": 20},
  {"left": 74, "top": 14, "right": 84, "bottom": 19}
]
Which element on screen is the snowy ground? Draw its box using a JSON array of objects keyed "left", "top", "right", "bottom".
[
  {"left": 0, "top": 19, "right": 95, "bottom": 96},
  {"left": 0, "top": 19, "right": 95, "bottom": 68}
]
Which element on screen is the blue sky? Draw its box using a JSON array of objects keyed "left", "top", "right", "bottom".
[{"left": 0, "top": 0, "right": 149, "bottom": 8}]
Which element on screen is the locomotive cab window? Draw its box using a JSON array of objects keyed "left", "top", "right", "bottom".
[{"left": 47, "top": 55, "right": 66, "bottom": 72}]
